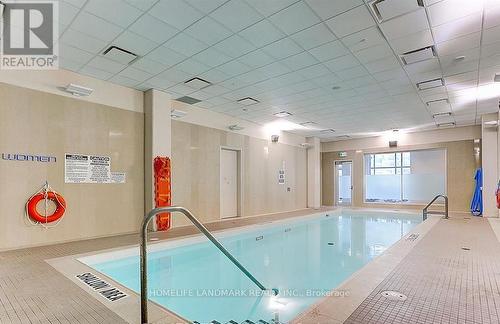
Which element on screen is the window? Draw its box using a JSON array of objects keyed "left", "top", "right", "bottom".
[{"left": 364, "top": 149, "right": 446, "bottom": 203}]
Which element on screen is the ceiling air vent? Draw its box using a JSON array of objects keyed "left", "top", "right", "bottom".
[
  {"left": 400, "top": 46, "right": 436, "bottom": 65},
  {"left": 176, "top": 96, "right": 201, "bottom": 105},
  {"left": 369, "top": 0, "right": 424, "bottom": 23},
  {"left": 321, "top": 129, "right": 336, "bottom": 134},
  {"left": 184, "top": 77, "right": 211, "bottom": 90},
  {"left": 170, "top": 109, "right": 187, "bottom": 119},
  {"left": 437, "top": 122, "right": 456, "bottom": 128},
  {"left": 274, "top": 111, "right": 293, "bottom": 118},
  {"left": 237, "top": 97, "right": 259, "bottom": 105},
  {"left": 427, "top": 99, "right": 451, "bottom": 114},
  {"left": 417, "top": 77, "right": 444, "bottom": 90},
  {"left": 103, "top": 46, "right": 138, "bottom": 65}
]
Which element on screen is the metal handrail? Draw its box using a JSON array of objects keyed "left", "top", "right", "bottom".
[
  {"left": 423, "top": 195, "right": 448, "bottom": 221},
  {"left": 140, "top": 206, "right": 278, "bottom": 324}
]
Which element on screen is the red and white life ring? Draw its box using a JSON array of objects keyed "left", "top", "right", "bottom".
[{"left": 27, "top": 191, "right": 66, "bottom": 223}]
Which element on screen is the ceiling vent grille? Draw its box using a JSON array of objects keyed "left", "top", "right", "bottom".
[
  {"left": 369, "top": 0, "right": 424, "bottom": 23},
  {"left": 237, "top": 97, "right": 259, "bottom": 105},
  {"left": 184, "top": 77, "right": 211, "bottom": 90},
  {"left": 176, "top": 96, "right": 201, "bottom": 105},
  {"left": 102, "top": 46, "right": 138, "bottom": 65},
  {"left": 400, "top": 46, "right": 436, "bottom": 65},
  {"left": 417, "top": 78, "right": 444, "bottom": 90}
]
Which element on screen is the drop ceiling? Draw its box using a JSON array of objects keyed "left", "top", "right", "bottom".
[{"left": 56, "top": 0, "right": 500, "bottom": 140}]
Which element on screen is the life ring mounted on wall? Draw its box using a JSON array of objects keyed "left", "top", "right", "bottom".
[{"left": 26, "top": 182, "right": 66, "bottom": 227}]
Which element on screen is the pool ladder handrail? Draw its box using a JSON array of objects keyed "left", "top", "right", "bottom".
[
  {"left": 423, "top": 195, "right": 448, "bottom": 221},
  {"left": 140, "top": 206, "right": 278, "bottom": 324}
]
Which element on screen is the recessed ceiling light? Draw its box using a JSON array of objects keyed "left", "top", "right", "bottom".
[
  {"left": 102, "top": 46, "right": 138, "bottom": 65},
  {"left": 176, "top": 96, "right": 201, "bottom": 105},
  {"left": 237, "top": 97, "right": 259, "bottom": 105},
  {"left": 184, "top": 77, "right": 211, "bottom": 90},
  {"left": 370, "top": 0, "right": 424, "bottom": 22},
  {"left": 64, "top": 83, "right": 93, "bottom": 96},
  {"left": 432, "top": 112, "right": 452, "bottom": 118},
  {"left": 274, "top": 111, "right": 293, "bottom": 118},
  {"left": 332, "top": 86, "right": 341, "bottom": 90},
  {"left": 426, "top": 98, "right": 449, "bottom": 106},
  {"left": 321, "top": 129, "right": 336, "bottom": 133},
  {"left": 171, "top": 109, "right": 187, "bottom": 119},
  {"left": 336, "top": 135, "right": 350, "bottom": 139},
  {"left": 495, "top": 73, "right": 500, "bottom": 82},
  {"left": 400, "top": 46, "right": 436, "bottom": 65},
  {"left": 228, "top": 124, "right": 244, "bottom": 131},
  {"left": 417, "top": 77, "right": 444, "bottom": 90},
  {"left": 300, "top": 121, "right": 317, "bottom": 126},
  {"left": 437, "top": 122, "right": 456, "bottom": 128}
]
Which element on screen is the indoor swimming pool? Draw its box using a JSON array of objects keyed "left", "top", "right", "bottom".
[{"left": 80, "top": 211, "right": 421, "bottom": 323}]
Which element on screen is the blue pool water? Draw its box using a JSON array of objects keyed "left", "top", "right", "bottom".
[{"left": 85, "top": 212, "right": 420, "bottom": 323}]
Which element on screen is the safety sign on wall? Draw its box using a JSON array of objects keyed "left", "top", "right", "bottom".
[{"left": 65, "top": 154, "right": 111, "bottom": 183}]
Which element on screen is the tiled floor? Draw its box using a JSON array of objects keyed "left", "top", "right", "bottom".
[
  {"left": 0, "top": 208, "right": 328, "bottom": 324},
  {"left": 2, "top": 211, "right": 500, "bottom": 324},
  {"left": 345, "top": 216, "right": 500, "bottom": 324}
]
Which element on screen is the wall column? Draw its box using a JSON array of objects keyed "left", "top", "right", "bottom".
[
  {"left": 307, "top": 137, "right": 321, "bottom": 209},
  {"left": 482, "top": 113, "right": 498, "bottom": 217},
  {"left": 144, "top": 89, "right": 171, "bottom": 216}
]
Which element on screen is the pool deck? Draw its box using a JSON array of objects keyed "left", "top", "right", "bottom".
[{"left": 1, "top": 208, "right": 500, "bottom": 324}]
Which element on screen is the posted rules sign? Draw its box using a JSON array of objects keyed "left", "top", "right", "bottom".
[{"left": 65, "top": 154, "right": 111, "bottom": 183}]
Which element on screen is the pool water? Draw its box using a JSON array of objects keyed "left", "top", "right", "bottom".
[{"left": 84, "top": 212, "right": 420, "bottom": 323}]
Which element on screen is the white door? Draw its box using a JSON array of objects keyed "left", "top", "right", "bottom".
[
  {"left": 335, "top": 161, "right": 353, "bottom": 206},
  {"left": 221, "top": 149, "right": 238, "bottom": 218}
]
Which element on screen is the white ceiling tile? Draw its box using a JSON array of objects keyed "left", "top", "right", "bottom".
[
  {"left": 389, "top": 29, "right": 433, "bottom": 54},
  {"left": 296, "top": 63, "right": 331, "bottom": 79},
  {"left": 484, "top": 3, "right": 500, "bottom": 29},
  {"left": 239, "top": 19, "right": 286, "bottom": 47},
  {"left": 185, "top": 0, "right": 228, "bottom": 14},
  {"left": 118, "top": 66, "right": 152, "bottom": 82},
  {"left": 163, "top": 33, "right": 209, "bottom": 57},
  {"left": 436, "top": 32, "right": 480, "bottom": 56},
  {"left": 59, "top": 43, "right": 94, "bottom": 64},
  {"left": 481, "top": 39, "right": 500, "bottom": 58},
  {"left": 290, "top": 23, "right": 337, "bottom": 50},
  {"left": 192, "top": 48, "right": 233, "bottom": 67},
  {"left": 483, "top": 25, "right": 500, "bottom": 46},
  {"left": 354, "top": 44, "right": 394, "bottom": 64},
  {"left": 440, "top": 47, "right": 480, "bottom": 68},
  {"left": 147, "top": 45, "right": 187, "bottom": 68},
  {"left": 184, "top": 16, "right": 233, "bottom": 45},
  {"left": 269, "top": 1, "right": 320, "bottom": 35},
  {"left": 262, "top": 38, "right": 303, "bottom": 59},
  {"left": 325, "top": 6, "right": 375, "bottom": 38},
  {"left": 309, "top": 40, "right": 349, "bottom": 62},
  {"left": 174, "top": 58, "right": 212, "bottom": 75},
  {"left": 210, "top": 0, "right": 263, "bottom": 32},
  {"left": 238, "top": 50, "right": 276, "bottom": 68},
  {"left": 59, "top": 57, "right": 85, "bottom": 72},
  {"left": 432, "top": 13, "right": 482, "bottom": 43},
  {"left": 85, "top": 0, "right": 143, "bottom": 28},
  {"left": 444, "top": 71, "right": 477, "bottom": 85},
  {"left": 80, "top": 65, "right": 114, "bottom": 80},
  {"left": 199, "top": 69, "right": 231, "bottom": 83},
  {"left": 217, "top": 60, "right": 252, "bottom": 80},
  {"left": 281, "top": 51, "right": 319, "bottom": 71},
  {"left": 71, "top": 12, "right": 123, "bottom": 42},
  {"left": 404, "top": 58, "right": 441, "bottom": 75},
  {"left": 305, "top": 0, "right": 363, "bottom": 21},
  {"left": 341, "top": 27, "right": 385, "bottom": 52},
  {"left": 63, "top": 0, "right": 86, "bottom": 8},
  {"left": 442, "top": 59, "right": 479, "bottom": 76},
  {"left": 149, "top": 0, "right": 204, "bottom": 30},
  {"left": 379, "top": 9, "right": 429, "bottom": 40},
  {"left": 146, "top": 75, "right": 176, "bottom": 89},
  {"left": 128, "top": 14, "right": 179, "bottom": 44},
  {"left": 244, "top": 0, "right": 299, "bottom": 17},
  {"left": 167, "top": 83, "right": 197, "bottom": 95},
  {"left": 60, "top": 28, "right": 108, "bottom": 54},
  {"left": 336, "top": 65, "right": 369, "bottom": 80},
  {"left": 87, "top": 56, "right": 126, "bottom": 74},
  {"left": 124, "top": 0, "right": 157, "bottom": 11},
  {"left": 132, "top": 57, "right": 169, "bottom": 74},
  {"left": 364, "top": 56, "right": 400, "bottom": 74},
  {"left": 323, "top": 54, "right": 359, "bottom": 72},
  {"left": 112, "top": 30, "right": 159, "bottom": 56},
  {"left": 427, "top": 0, "right": 483, "bottom": 27},
  {"left": 213, "top": 34, "right": 256, "bottom": 58},
  {"left": 58, "top": 1, "right": 79, "bottom": 26}
]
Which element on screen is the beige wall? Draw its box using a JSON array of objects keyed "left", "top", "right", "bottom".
[
  {"left": 322, "top": 140, "right": 477, "bottom": 213},
  {"left": 170, "top": 120, "right": 307, "bottom": 227},
  {"left": 0, "top": 83, "right": 144, "bottom": 250}
]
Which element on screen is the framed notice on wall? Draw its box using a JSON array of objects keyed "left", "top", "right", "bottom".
[
  {"left": 278, "top": 169, "right": 285, "bottom": 185},
  {"left": 65, "top": 154, "right": 111, "bottom": 183}
]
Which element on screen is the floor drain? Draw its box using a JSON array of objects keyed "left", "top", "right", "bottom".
[{"left": 381, "top": 291, "right": 407, "bottom": 301}]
